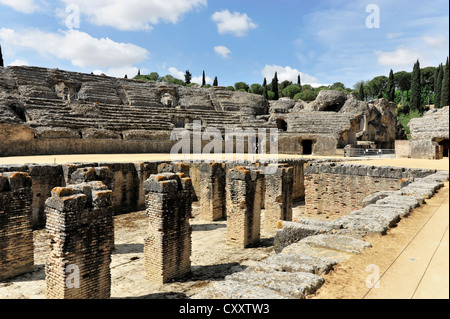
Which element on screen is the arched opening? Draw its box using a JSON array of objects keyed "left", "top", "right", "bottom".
[
  {"left": 9, "top": 104, "right": 27, "bottom": 122},
  {"left": 302, "top": 140, "right": 313, "bottom": 155},
  {"left": 276, "top": 119, "right": 288, "bottom": 131},
  {"left": 438, "top": 139, "right": 449, "bottom": 158},
  {"left": 323, "top": 103, "right": 343, "bottom": 112}
]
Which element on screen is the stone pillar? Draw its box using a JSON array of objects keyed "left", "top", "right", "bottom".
[
  {"left": 226, "top": 167, "right": 264, "bottom": 248},
  {"left": 0, "top": 172, "right": 34, "bottom": 281},
  {"left": 264, "top": 164, "right": 294, "bottom": 234},
  {"left": 45, "top": 182, "right": 114, "bottom": 299},
  {"left": 143, "top": 173, "right": 192, "bottom": 285},
  {"left": 199, "top": 162, "right": 226, "bottom": 221}
]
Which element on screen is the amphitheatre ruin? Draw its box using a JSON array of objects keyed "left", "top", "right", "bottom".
[{"left": 0, "top": 65, "right": 449, "bottom": 300}]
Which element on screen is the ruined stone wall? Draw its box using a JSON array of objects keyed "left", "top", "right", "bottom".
[
  {"left": 264, "top": 164, "right": 294, "bottom": 234},
  {"left": 45, "top": 182, "right": 114, "bottom": 299},
  {"left": 226, "top": 167, "right": 263, "bottom": 248},
  {"left": 143, "top": 173, "right": 192, "bottom": 284},
  {"left": 199, "top": 162, "right": 226, "bottom": 221},
  {"left": 304, "top": 163, "right": 434, "bottom": 216},
  {"left": 0, "top": 172, "right": 34, "bottom": 281}
]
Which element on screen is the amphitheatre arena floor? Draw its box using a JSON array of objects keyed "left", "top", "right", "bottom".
[{"left": 0, "top": 154, "right": 448, "bottom": 299}]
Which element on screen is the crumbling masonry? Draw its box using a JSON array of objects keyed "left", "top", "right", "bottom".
[
  {"left": 0, "top": 172, "right": 34, "bottom": 281},
  {"left": 45, "top": 181, "right": 114, "bottom": 299},
  {"left": 143, "top": 173, "right": 192, "bottom": 284}
]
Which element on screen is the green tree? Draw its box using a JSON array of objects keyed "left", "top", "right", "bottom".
[
  {"left": 234, "top": 82, "right": 249, "bottom": 92},
  {"left": 137, "top": 69, "right": 141, "bottom": 76},
  {"left": 297, "top": 74, "right": 302, "bottom": 88},
  {"left": 368, "top": 76, "right": 388, "bottom": 99},
  {"left": 263, "top": 87, "right": 269, "bottom": 100},
  {"left": 357, "top": 82, "right": 365, "bottom": 101},
  {"left": 421, "top": 66, "right": 436, "bottom": 106},
  {"left": 434, "top": 64, "right": 443, "bottom": 108},
  {"left": 410, "top": 59, "right": 422, "bottom": 111},
  {"left": 213, "top": 76, "right": 218, "bottom": 87},
  {"left": 202, "top": 71, "right": 206, "bottom": 86},
  {"left": 282, "top": 84, "right": 302, "bottom": 99},
  {"left": 387, "top": 69, "right": 395, "bottom": 102},
  {"left": 271, "top": 72, "right": 279, "bottom": 100},
  {"left": 226, "top": 86, "right": 235, "bottom": 91},
  {"left": 148, "top": 72, "right": 160, "bottom": 81},
  {"left": 441, "top": 57, "right": 449, "bottom": 107},
  {"left": 279, "top": 80, "right": 292, "bottom": 93},
  {"left": 329, "top": 82, "right": 346, "bottom": 91},
  {"left": 394, "top": 71, "right": 411, "bottom": 105},
  {"left": 250, "top": 83, "right": 264, "bottom": 95},
  {"left": 184, "top": 70, "right": 192, "bottom": 84},
  {"left": 262, "top": 77, "right": 267, "bottom": 88},
  {"left": 0, "top": 44, "right": 3, "bottom": 67}
]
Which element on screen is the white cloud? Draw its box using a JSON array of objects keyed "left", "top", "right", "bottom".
[
  {"left": 61, "top": 0, "right": 207, "bottom": 31},
  {"left": 0, "top": 0, "right": 38, "bottom": 14},
  {"left": 261, "top": 65, "right": 324, "bottom": 87},
  {"left": 8, "top": 59, "right": 30, "bottom": 66},
  {"left": 375, "top": 47, "right": 422, "bottom": 67},
  {"left": 0, "top": 28, "right": 149, "bottom": 69},
  {"left": 422, "top": 35, "right": 448, "bottom": 49},
  {"left": 212, "top": 9, "right": 257, "bottom": 37},
  {"left": 168, "top": 67, "right": 213, "bottom": 85},
  {"left": 214, "top": 46, "right": 231, "bottom": 59}
]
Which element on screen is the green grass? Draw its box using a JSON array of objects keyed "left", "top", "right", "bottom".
[{"left": 397, "top": 109, "right": 424, "bottom": 139}]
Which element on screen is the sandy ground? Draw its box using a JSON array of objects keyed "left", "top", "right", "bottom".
[{"left": 309, "top": 182, "right": 449, "bottom": 299}]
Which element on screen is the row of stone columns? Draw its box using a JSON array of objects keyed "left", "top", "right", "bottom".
[{"left": 1, "top": 162, "right": 294, "bottom": 299}]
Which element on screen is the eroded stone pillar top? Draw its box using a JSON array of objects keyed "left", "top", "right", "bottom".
[
  {"left": 0, "top": 172, "right": 32, "bottom": 192},
  {"left": 46, "top": 181, "right": 112, "bottom": 211},
  {"left": 144, "top": 173, "right": 192, "bottom": 194}
]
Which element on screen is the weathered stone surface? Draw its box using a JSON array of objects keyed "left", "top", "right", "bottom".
[
  {"left": 251, "top": 254, "right": 337, "bottom": 275},
  {"left": 192, "top": 280, "right": 291, "bottom": 299},
  {"left": 224, "top": 270, "right": 324, "bottom": 299},
  {"left": 298, "top": 234, "right": 372, "bottom": 255}
]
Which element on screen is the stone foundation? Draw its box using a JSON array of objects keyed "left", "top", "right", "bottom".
[
  {"left": 45, "top": 182, "right": 114, "bottom": 299},
  {"left": 304, "top": 162, "right": 434, "bottom": 216},
  {"left": 143, "top": 173, "right": 192, "bottom": 284},
  {"left": 0, "top": 172, "right": 34, "bottom": 281}
]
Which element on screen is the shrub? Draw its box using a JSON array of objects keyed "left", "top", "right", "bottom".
[{"left": 282, "top": 84, "right": 302, "bottom": 99}]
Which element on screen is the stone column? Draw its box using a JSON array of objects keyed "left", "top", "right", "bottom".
[
  {"left": 264, "top": 164, "right": 294, "bottom": 234},
  {"left": 45, "top": 182, "right": 114, "bottom": 299},
  {"left": 226, "top": 167, "right": 264, "bottom": 248},
  {"left": 199, "top": 162, "right": 226, "bottom": 221},
  {"left": 143, "top": 173, "right": 192, "bottom": 285},
  {"left": 0, "top": 172, "right": 34, "bottom": 281}
]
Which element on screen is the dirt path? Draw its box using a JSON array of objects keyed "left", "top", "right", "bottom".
[{"left": 309, "top": 182, "right": 449, "bottom": 299}]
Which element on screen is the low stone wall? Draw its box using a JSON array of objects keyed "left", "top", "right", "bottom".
[
  {"left": 0, "top": 172, "right": 34, "bottom": 281},
  {"left": 304, "top": 162, "right": 435, "bottom": 216}
]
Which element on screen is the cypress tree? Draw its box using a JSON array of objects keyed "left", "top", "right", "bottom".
[
  {"left": 358, "top": 82, "right": 365, "bottom": 101},
  {"left": 410, "top": 59, "right": 422, "bottom": 111},
  {"left": 0, "top": 44, "right": 4, "bottom": 67},
  {"left": 202, "top": 70, "right": 206, "bottom": 86},
  {"left": 387, "top": 69, "right": 395, "bottom": 102},
  {"left": 441, "top": 57, "right": 449, "bottom": 107},
  {"left": 262, "top": 77, "right": 267, "bottom": 88},
  {"left": 184, "top": 70, "right": 192, "bottom": 84},
  {"left": 434, "top": 64, "right": 443, "bottom": 108},
  {"left": 272, "top": 72, "right": 279, "bottom": 100},
  {"left": 213, "top": 76, "right": 218, "bottom": 87},
  {"left": 137, "top": 69, "right": 141, "bottom": 76},
  {"left": 263, "top": 87, "right": 269, "bottom": 100},
  {"left": 297, "top": 74, "right": 302, "bottom": 91}
]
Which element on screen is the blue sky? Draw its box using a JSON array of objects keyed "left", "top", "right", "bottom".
[{"left": 0, "top": 0, "right": 448, "bottom": 88}]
